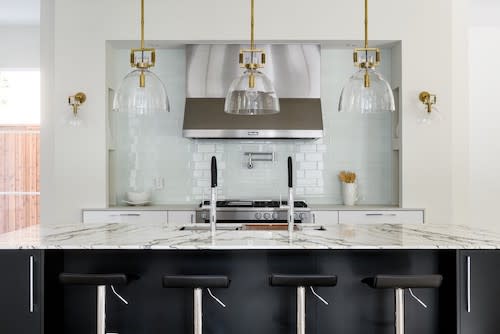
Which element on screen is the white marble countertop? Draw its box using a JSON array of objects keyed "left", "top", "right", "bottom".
[{"left": 1, "top": 222, "right": 500, "bottom": 250}]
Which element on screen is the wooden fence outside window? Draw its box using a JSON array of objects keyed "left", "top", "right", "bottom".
[{"left": 0, "top": 125, "right": 40, "bottom": 233}]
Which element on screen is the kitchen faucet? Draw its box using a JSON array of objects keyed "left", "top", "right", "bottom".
[
  {"left": 201, "top": 156, "right": 217, "bottom": 239},
  {"left": 280, "top": 156, "right": 294, "bottom": 242}
]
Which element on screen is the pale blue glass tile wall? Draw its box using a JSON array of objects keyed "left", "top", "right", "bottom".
[{"left": 108, "top": 47, "right": 395, "bottom": 205}]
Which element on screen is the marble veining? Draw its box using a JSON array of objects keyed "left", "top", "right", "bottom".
[{"left": 1, "top": 223, "right": 500, "bottom": 250}]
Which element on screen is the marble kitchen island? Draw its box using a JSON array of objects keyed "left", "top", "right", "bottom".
[
  {"left": 0, "top": 222, "right": 500, "bottom": 249},
  {"left": 0, "top": 223, "right": 498, "bottom": 334}
]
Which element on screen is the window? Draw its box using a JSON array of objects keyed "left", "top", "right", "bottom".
[{"left": 0, "top": 70, "right": 40, "bottom": 233}]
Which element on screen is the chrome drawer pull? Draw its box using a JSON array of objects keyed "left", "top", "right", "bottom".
[
  {"left": 467, "top": 256, "right": 471, "bottom": 313},
  {"left": 110, "top": 213, "right": 141, "bottom": 217},
  {"left": 365, "top": 213, "right": 397, "bottom": 217},
  {"left": 29, "top": 256, "right": 34, "bottom": 313}
]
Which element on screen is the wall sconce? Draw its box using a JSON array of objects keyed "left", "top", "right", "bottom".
[
  {"left": 67, "top": 92, "right": 86, "bottom": 127},
  {"left": 418, "top": 91, "right": 441, "bottom": 124}
]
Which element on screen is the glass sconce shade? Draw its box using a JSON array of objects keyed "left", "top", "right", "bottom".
[
  {"left": 67, "top": 113, "right": 83, "bottom": 127},
  {"left": 338, "top": 68, "right": 395, "bottom": 113},
  {"left": 113, "top": 69, "right": 170, "bottom": 114},
  {"left": 224, "top": 69, "right": 280, "bottom": 115},
  {"left": 417, "top": 105, "right": 442, "bottom": 125}
]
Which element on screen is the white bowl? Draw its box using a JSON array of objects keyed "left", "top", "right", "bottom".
[{"left": 126, "top": 191, "right": 151, "bottom": 203}]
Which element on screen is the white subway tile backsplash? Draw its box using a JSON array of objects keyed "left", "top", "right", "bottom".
[
  {"left": 306, "top": 170, "right": 322, "bottom": 178},
  {"left": 295, "top": 153, "right": 305, "bottom": 162},
  {"left": 192, "top": 153, "right": 203, "bottom": 162},
  {"left": 299, "top": 144, "right": 317, "bottom": 152},
  {"left": 194, "top": 161, "right": 210, "bottom": 170},
  {"left": 197, "top": 180, "right": 210, "bottom": 188},
  {"left": 305, "top": 153, "right": 323, "bottom": 162},
  {"left": 316, "top": 145, "right": 327, "bottom": 152},
  {"left": 297, "top": 178, "right": 318, "bottom": 187},
  {"left": 299, "top": 162, "right": 317, "bottom": 170},
  {"left": 306, "top": 187, "right": 324, "bottom": 195},
  {"left": 197, "top": 144, "right": 215, "bottom": 152}
]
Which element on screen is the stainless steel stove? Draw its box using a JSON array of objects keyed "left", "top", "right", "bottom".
[{"left": 196, "top": 200, "right": 312, "bottom": 224}]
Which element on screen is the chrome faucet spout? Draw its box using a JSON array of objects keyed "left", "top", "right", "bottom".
[
  {"left": 201, "top": 156, "right": 218, "bottom": 240},
  {"left": 279, "top": 157, "right": 295, "bottom": 242}
]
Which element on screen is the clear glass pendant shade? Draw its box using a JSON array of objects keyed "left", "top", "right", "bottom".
[
  {"left": 113, "top": 69, "right": 170, "bottom": 114},
  {"left": 338, "top": 67, "right": 395, "bottom": 113},
  {"left": 224, "top": 69, "right": 280, "bottom": 115}
]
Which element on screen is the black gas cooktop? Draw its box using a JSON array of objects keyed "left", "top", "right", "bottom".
[{"left": 199, "top": 200, "right": 308, "bottom": 208}]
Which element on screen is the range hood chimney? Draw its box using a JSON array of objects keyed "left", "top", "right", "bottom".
[{"left": 183, "top": 44, "right": 323, "bottom": 139}]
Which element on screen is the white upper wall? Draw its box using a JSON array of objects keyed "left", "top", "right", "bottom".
[
  {"left": 42, "top": 0, "right": 467, "bottom": 225},
  {"left": 0, "top": 0, "right": 39, "bottom": 26},
  {"left": 0, "top": 26, "right": 40, "bottom": 68}
]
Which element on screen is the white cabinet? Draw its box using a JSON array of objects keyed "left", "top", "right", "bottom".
[
  {"left": 338, "top": 210, "right": 424, "bottom": 225},
  {"left": 82, "top": 210, "right": 167, "bottom": 224},
  {"left": 311, "top": 211, "right": 339, "bottom": 225},
  {"left": 167, "top": 211, "right": 195, "bottom": 226}
]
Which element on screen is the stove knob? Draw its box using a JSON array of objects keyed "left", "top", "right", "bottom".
[
  {"left": 201, "top": 213, "right": 207, "bottom": 219},
  {"left": 255, "top": 212, "right": 262, "bottom": 220},
  {"left": 293, "top": 213, "right": 299, "bottom": 220},
  {"left": 272, "top": 212, "right": 279, "bottom": 220},
  {"left": 264, "top": 213, "right": 271, "bottom": 220},
  {"left": 299, "top": 213, "right": 306, "bottom": 220}
]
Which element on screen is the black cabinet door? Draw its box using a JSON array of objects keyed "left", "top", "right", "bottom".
[
  {"left": 459, "top": 250, "right": 500, "bottom": 334},
  {"left": 0, "top": 250, "right": 41, "bottom": 334}
]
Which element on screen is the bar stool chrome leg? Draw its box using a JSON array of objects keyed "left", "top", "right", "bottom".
[
  {"left": 297, "top": 286, "right": 306, "bottom": 334},
  {"left": 97, "top": 285, "right": 106, "bottom": 334},
  {"left": 362, "top": 275, "right": 443, "bottom": 334},
  {"left": 194, "top": 288, "right": 203, "bottom": 334},
  {"left": 395, "top": 288, "right": 404, "bottom": 334}
]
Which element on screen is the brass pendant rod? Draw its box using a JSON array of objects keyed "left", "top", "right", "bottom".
[
  {"left": 140, "top": 0, "right": 145, "bottom": 50},
  {"left": 250, "top": 0, "right": 255, "bottom": 50},
  {"left": 364, "top": 0, "right": 368, "bottom": 49}
]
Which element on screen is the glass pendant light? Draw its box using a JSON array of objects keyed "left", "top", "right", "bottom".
[
  {"left": 338, "top": 0, "right": 395, "bottom": 113},
  {"left": 113, "top": 0, "right": 169, "bottom": 114},
  {"left": 224, "top": 0, "right": 279, "bottom": 115}
]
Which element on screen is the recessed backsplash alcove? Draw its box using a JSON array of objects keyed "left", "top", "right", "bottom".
[{"left": 106, "top": 44, "right": 401, "bottom": 206}]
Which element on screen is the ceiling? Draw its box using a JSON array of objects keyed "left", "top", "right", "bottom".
[{"left": 0, "top": 0, "right": 39, "bottom": 26}]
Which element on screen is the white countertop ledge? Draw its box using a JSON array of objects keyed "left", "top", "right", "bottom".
[{"left": 1, "top": 223, "right": 500, "bottom": 250}]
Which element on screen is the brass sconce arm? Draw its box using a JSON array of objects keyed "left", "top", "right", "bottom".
[
  {"left": 419, "top": 91, "right": 437, "bottom": 113},
  {"left": 68, "top": 92, "right": 86, "bottom": 116}
]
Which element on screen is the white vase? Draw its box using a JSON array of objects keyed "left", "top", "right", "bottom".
[{"left": 342, "top": 182, "right": 358, "bottom": 206}]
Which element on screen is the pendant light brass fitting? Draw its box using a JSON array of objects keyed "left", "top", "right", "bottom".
[
  {"left": 129, "top": 0, "right": 157, "bottom": 87},
  {"left": 68, "top": 92, "right": 86, "bottom": 116},
  {"left": 354, "top": 47, "right": 381, "bottom": 69},
  {"left": 419, "top": 91, "right": 437, "bottom": 113},
  {"left": 238, "top": 0, "right": 268, "bottom": 89},
  {"left": 351, "top": 0, "right": 383, "bottom": 88}
]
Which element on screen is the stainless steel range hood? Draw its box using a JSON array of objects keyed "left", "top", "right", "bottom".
[{"left": 183, "top": 44, "right": 323, "bottom": 139}]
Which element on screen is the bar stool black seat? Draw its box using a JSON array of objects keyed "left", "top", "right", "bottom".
[
  {"left": 162, "top": 275, "right": 230, "bottom": 334},
  {"left": 362, "top": 274, "right": 443, "bottom": 334},
  {"left": 270, "top": 274, "right": 337, "bottom": 334},
  {"left": 59, "top": 273, "right": 130, "bottom": 334},
  {"left": 59, "top": 273, "right": 128, "bottom": 286}
]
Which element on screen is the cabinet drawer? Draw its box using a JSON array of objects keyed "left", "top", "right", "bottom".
[
  {"left": 82, "top": 210, "right": 167, "bottom": 224},
  {"left": 167, "top": 211, "right": 195, "bottom": 226},
  {"left": 311, "top": 211, "right": 339, "bottom": 225},
  {"left": 339, "top": 210, "right": 424, "bottom": 224}
]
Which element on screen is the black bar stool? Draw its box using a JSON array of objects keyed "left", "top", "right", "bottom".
[
  {"left": 162, "top": 275, "right": 229, "bottom": 334},
  {"left": 362, "top": 274, "right": 443, "bottom": 334},
  {"left": 270, "top": 274, "right": 338, "bottom": 334},
  {"left": 59, "top": 273, "right": 129, "bottom": 334}
]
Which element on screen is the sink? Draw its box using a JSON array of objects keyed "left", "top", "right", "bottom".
[{"left": 179, "top": 223, "right": 326, "bottom": 232}]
